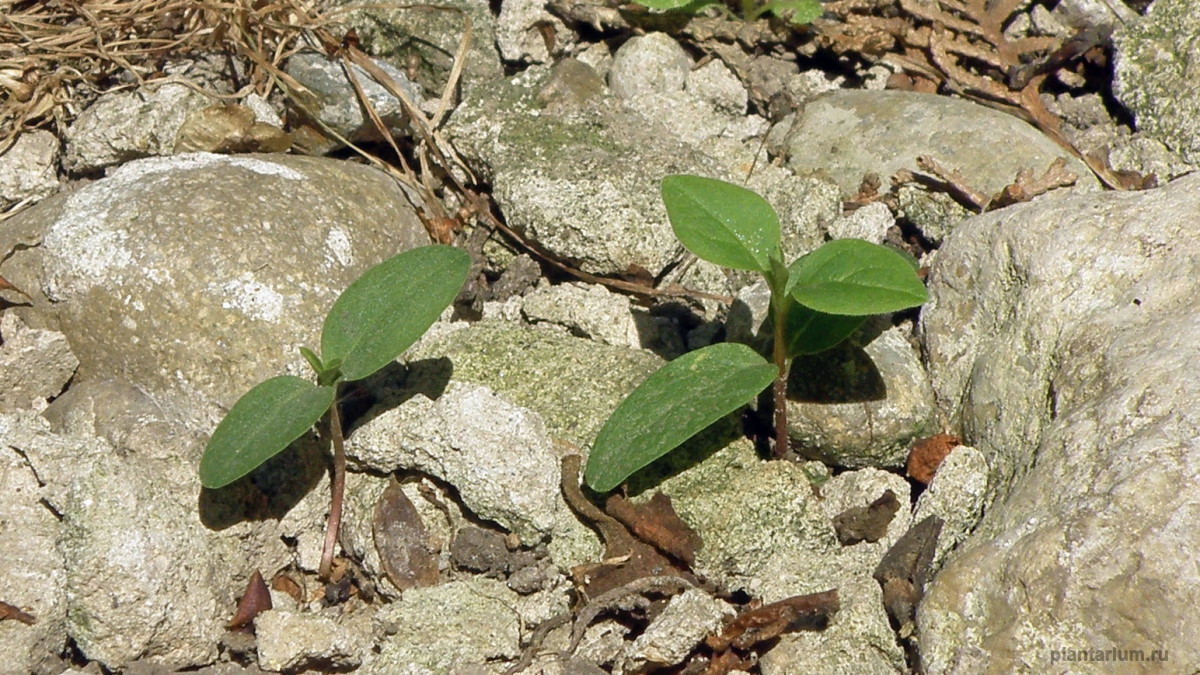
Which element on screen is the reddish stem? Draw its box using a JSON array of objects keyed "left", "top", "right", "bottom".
[
  {"left": 772, "top": 299, "right": 790, "bottom": 459},
  {"left": 318, "top": 398, "right": 346, "bottom": 580}
]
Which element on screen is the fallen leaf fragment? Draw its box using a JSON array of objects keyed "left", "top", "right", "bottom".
[
  {"left": 833, "top": 489, "right": 901, "bottom": 545},
  {"left": 373, "top": 476, "right": 439, "bottom": 591},
  {"left": 560, "top": 454, "right": 693, "bottom": 599},
  {"left": 907, "top": 433, "right": 961, "bottom": 484},
  {"left": 706, "top": 589, "right": 840, "bottom": 652},
  {"left": 873, "top": 515, "right": 943, "bottom": 638},
  {"left": 270, "top": 572, "right": 304, "bottom": 603},
  {"left": 227, "top": 570, "right": 271, "bottom": 629},
  {"left": 605, "top": 491, "right": 702, "bottom": 566},
  {"left": 0, "top": 601, "right": 36, "bottom": 625},
  {"left": 987, "top": 157, "right": 1078, "bottom": 210}
]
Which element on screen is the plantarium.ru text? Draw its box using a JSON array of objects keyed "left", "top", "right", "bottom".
[
  {"left": 199, "top": 244, "right": 470, "bottom": 578},
  {"left": 584, "top": 175, "right": 928, "bottom": 492}
]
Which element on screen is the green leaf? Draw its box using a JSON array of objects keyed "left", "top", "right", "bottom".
[
  {"left": 299, "top": 346, "right": 324, "bottom": 373},
  {"left": 760, "top": 0, "right": 822, "bottom": 24},
  {"left": 786, "top": 239, "right": 929, "bottom": 316},
  {"left": 661, "top": 175, "right": 782, "bottom": 273},
  {"left": 200, "top": 376, "right": 335, "bottom": 489},
  {"left": 785, "top": 302, "right": 866, "bottom": 356},
  {"left": 585, "top": 342, "right": 777, "bottom": 492},
  {"left": 322, "top": 245, "right": 470, "bottom": 382}
]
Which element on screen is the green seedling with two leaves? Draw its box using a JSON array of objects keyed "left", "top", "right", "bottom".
[
  {"left": 635, "top": 0, "right": 822, "bottom": 26},
  {"left": 584, "top": 175, "right": 928, "bottom": 493},
  {"left": 199, "top": 245, "right": 470, "bottom": 578}
]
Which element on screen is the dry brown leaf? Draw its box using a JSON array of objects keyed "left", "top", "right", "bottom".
[
  {"left": 0, "top": 601, "right": 37, "bottom": 625},
  {"left": 604, "top": 492, "right": 702, "bottom": 567},
  {"left": 372, "top": 476, "right": 439, "bottom": 592},
  {"left": 174, "top": 104, "right": 291, "bottom": 154},
  {"left": 227, "top": 570, "right": 271, "bottom": 629},
  {"left": 706, "top": 589, "right": 840, "bottom": 652},
  {"left": 907, "top": 433, "right": 962, "bottom": 484},
  {"left": 833, "top": 489, "right": 901, "bottom": 546}
]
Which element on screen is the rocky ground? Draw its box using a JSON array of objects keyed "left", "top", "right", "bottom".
[{"left": 1, "top": 0, "right": 1198, "bottom": 673}]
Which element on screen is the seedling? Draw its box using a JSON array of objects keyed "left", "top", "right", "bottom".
[
  {"left": 634, "top": 0, "right": 822, "bottom": 26},
  {"left": 199, "top": 245, "right": 470, "bottom": 578},
  {"left": 584, "top": 176, "right": 927, "bottom": 492}
]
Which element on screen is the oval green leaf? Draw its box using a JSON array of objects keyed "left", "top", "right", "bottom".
[
  {"left": 585, "top": 342, "right": 777, "bottom": 493},
  {"left": 786, "top": 239, "right": 928, "bottom": 316},
  {"left": 785, "top": 301, "right": 867, "bottom": 356},
  {"left": 322, "top": 245, "right": 470, "bottom": 382},
  {"left": 661, "top": 175, "right": 782, "bottom": 273},
  {"left": 200, "top": 376, "right": 335, "bottom": 489}
]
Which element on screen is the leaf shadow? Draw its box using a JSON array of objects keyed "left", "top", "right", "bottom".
[
  {"left": 199, "top": 358, "right": 455, "bottom": 531},
  {"left": 344, "top": 356, "right": 454, "bottom": 433},
  {"left": 621, "top": 415, "right": 744, "bottom": 498},
  {"left": 787, "top": 316, "right": 891, "bottom": 404},
  {"left": 198, "top": 432, "right": 327, "bottom": 530}
]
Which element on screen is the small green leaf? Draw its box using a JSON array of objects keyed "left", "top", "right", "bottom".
[
  {"left": 322, "top": 245, "right": 470, "bottom": 382},
  {"left": 200, "top": 376, "right": 335, "bottom": 489},
  {"left": 760, "top": 0, "right": 822, "bottom": 24},
  {"left": 786, "top": 239, "right": 929, "bottom": 316},
  {"left": 785, "top": 302, "right": 866, "bottom": 356},
  {"left": 299, "top": 346, "right": 324, "bottom": 374},
  {"left": 661, "top": 175, "right": 782, "bottom": 273},
  {"left": 585, "top": 342, "right": 777, "bottom": 492}
]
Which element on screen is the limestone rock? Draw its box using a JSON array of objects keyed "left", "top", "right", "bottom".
[
  {"left": 0, "top": 412, "right": 69, "bottom": 675},
  {"left": 917, "top": 173, "right": 1200, "bottom": 671},
  {"left": 286, "top": 51, "right": 424, "bottom": 143},
  {"left": 768, "top": 89, "right": 1100, "bottom": 237},
  {"left": 63, "top": 84, "right": 212, "bottom": 173},
  {"left": 364, "top": 578, "right": 522, "bottom": 671},
  {"left": 1114, "top": 0, "right": 1200, "bottom": 165},
  {"left": 18, "top": 152, "right": 429, "bottom": 415},
  {"left": 255, "top": 609, "right": 374, "bottom": 672},
  {"left": 0, "top": 129, "right": 59, "bottom": 208},
  {"left": 0, "top": 312, "right": 77, "bottom": 412}
]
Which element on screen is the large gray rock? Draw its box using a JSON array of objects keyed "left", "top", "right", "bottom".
[
  {"left": 917, "top": 173, "right": 1200, "bottom": 670},
  {"left": 768, "top": 89, "right": 1100, "bottom": 239},
  {"left": 53, "top": 378, "right": 327, "bottom": 669},
  {"left": 446, "top": 69, "right": 718, "bottom": 278},
  {"left": 788, "top": 325, "right": 940, "bottom": 469},
  {"left": 286, "top": 51, "right": 424, "bottom": 143},
  {"left": 0, "top": 312, "right": 77, "bottom": 412},
  {"left": 496, "top": 0, "right": 572, "bottom": 64},
  {"left": 347, "top": 379, "right": 600, "bottom": 567},
  {"left": 772, "top": 90, "right": 1098, "bottom": 198},
  {"left": 15, "top": 152, "right": 428, "bottom": 413},
  {"left": 1114, "top": 0, "right": 1200, "bottom": 165}
]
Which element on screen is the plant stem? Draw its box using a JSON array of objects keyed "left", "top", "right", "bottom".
[
  {"left": 319, "top": 395, "right": 346, "bottom": 580},
  {"left": 771, "top": 297, "right": 790, "bottom": 459}
]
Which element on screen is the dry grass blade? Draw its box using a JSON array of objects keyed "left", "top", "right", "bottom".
[{"left": 0, "top": 0, "right": 332, "bottom": 150}]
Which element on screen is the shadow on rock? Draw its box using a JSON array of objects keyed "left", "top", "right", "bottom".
[{"left": 198, "top": 432, "right": 327, "bottom": 530}]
